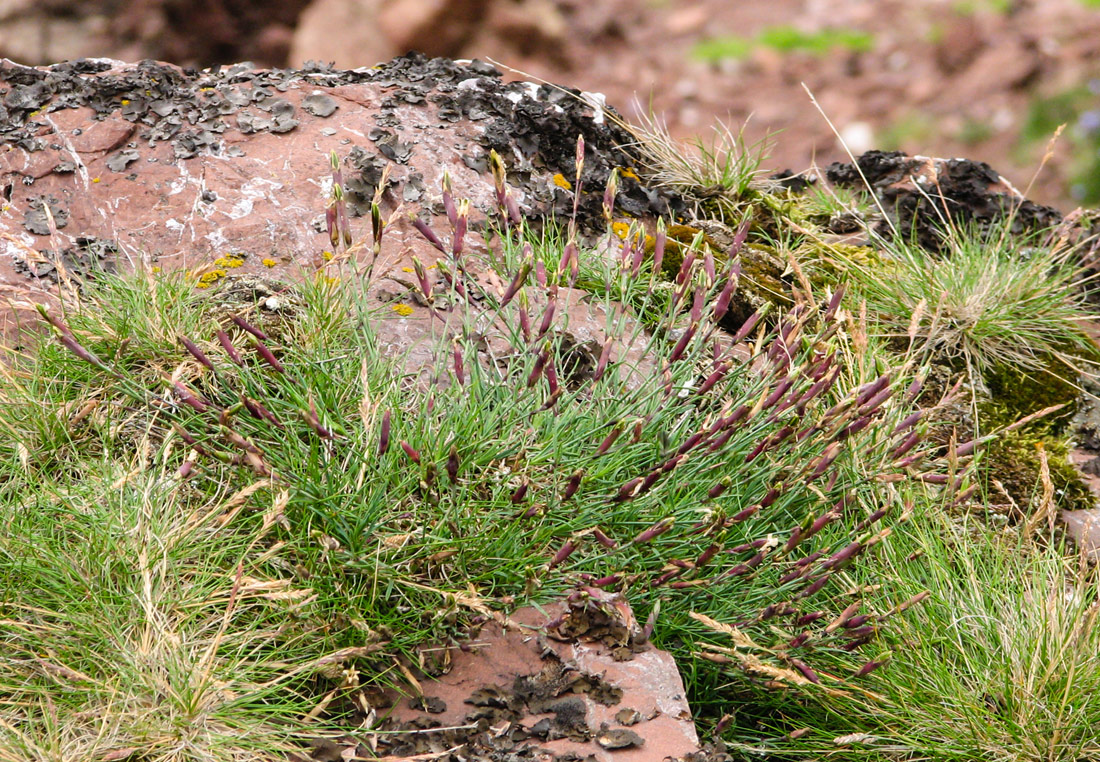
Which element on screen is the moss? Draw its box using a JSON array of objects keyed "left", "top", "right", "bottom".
[{"left": 975, "top": 360, "right": 1092, "bottom": 513}]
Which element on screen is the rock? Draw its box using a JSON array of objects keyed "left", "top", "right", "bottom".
[
  {"left": 365, "top": 599, "right": 699, "bottom": 761},
  {"left": 0, "top": 54, "right": 681, "bottom": 364},
  {"left": 1060, "top": 507, "right": 1100, "bottom": 558},
  {"left": 289, "top": 0, "right": 393, "bottom": 70},
  {"left": 0, "top": 0, "right": 310, "bottom": 68},
  {"left": 825, "top": 150, "right": 1063, "bottom": 251}
]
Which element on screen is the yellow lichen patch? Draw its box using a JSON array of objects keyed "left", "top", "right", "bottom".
[
  {"left": 552, "top": 173, "right": 573, "bottom": 191},
  {"left": 151, "top": 266, "right": 162, "bottom": 274},
  {"left": 611, "top": 221, "right": 632, "bottom": 240},
  {"left": 262, "top": 258, "right": 276, "bottom": 268},
  {"left": 120, "top": 99, "right": 130, "bottom": 106},
  {"left": 196, "top": 269, "right": 227, "bottom": 289},
  {"left": 92, "top": 178, "right": 100, "bottom": 183},
  {"left": 391, "top": 303, "right": 414, "bottom": 317},
  {"left": 214, "top": 254, "right": 245, "bottom": 269}
]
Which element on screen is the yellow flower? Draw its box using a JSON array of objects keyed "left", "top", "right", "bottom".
[
  {"left": 262, "top": 258, "right": 276, "bottom": 268},
  {"left": 620, "top": 167, "right": 640, "bottom": 181},
  {"left": 92, "top": 178, "right": 100, "bottom": 183},
  {"left": 391, "top": 303, "right": 414, "bottom": 317},
  {"left": 552, "top": 173, "right": 572, "bottom": 191},
  {"left": 151, "top": 266, "right": 161, "bottom": 273},
  {"left": 322, "top": 251, "right": 334, "bottom": 261},
  {"left": 121, "top": 99, "right": 130, "bottom": 106}
]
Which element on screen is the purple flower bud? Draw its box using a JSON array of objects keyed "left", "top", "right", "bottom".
[
  {"left": 562, "top": 470, "right": 584, "bottom": 501},
  {"left": 845, "top": 625, "right": 877, "bottom": 639},
  {"left": 844, "top": 615, "right": 872, "bottom": 629},
  {"left": 695, "top": 543, "right": 720, "bottom": 568},
  {"left": 231, "top": 315, "right": 270, "bottom": 341},
  {"left": 216, "top": 330, "right": 243, "bottom": 365},
  {"left": 502, "top": 255, "right": 532, "bottom": 308},
  {"left": 823, "top": 283, "right": 846, "bottom": 321},
  {"left": 856, "top": 375, "right": 891, "bottom": 407},
  {"left": 179, "top": 335, "right": 215, "bottom": 371},
  {"left": 56, "top": 332, "right": 111, "bottom": 372},
  {"left": 702, "top": 247, "right": 715, "bottom": 285},
  {"left": 637, "top": 468, "right": 663, "bottom": 496},
  {"left": 410, "top": 214, "right": 446, "bottom": 254},
  {"left": 596, "top": 423, "right": 624, "bottom": 456},
  {"left": 675, "top": 251, "right": 696, "bottom": 286},
  {"left": 892, "top": 410, "right": 923, "bottom": 436},
  {"left": 240, "top": 393, "right": 283, "bottom": 428},
  {"left": 593, "top": 338, "right": 613, "bottom": 382},
  {"left": 651, "top": 568, "right": 683, "bottom": 588},
  {"left": 412, "top": 257, "right": 433, "bottom": 302},
  {"left": 790, "top": 658, "right": 821, "bottom": 684},
  {"left": 592, "top": 527, "right": 617, "bottom": 548},
  {"left": 452, "top": 340, "right": 465, "bottom": 386},
  {"left": 676, "top": 431, "right": 707, "bottom": 456},
  {"left": 178, "top": 460, "right": 194, "bottom": 478},
  {"left": 858, "top": 386, "right": 894, "bottom": 416},
  {"left": 511, "top": 480, "right": 529, "bottom": 504},
  {"left": 730, "top": 505, "right": 759, "bottom": 523},
  {"left": 823, "top": 541, "right": 863, "bottom": 570},
  {"left": 378, "top": 410, "right": 391, "bottom": 455},
  {"left": 251, "top": 339, "right": 286, "bottom": 374},
  {"left": 527, "top": 343, "right": 551, "bottom": 388},
  {"left": 535, "top": 260, "right": 547, "bottom": 288},
  {"left": 787, "top": 632, "right": 811, "bottom": 649},
  {"left": 400, "top": 440, "right": 420, "bottom": 464},
  {"left": 602, "top": 169, "right": 619, "bottom": 222},
  {"left": 905, "top": 375, "right": 924, "bottom": 402},
  {"left": 784, "top": 526, "right": 803, "bottom": 553},
  {"left": 795, "top": 610, "right": 826, "bottom": 626},
  {"left": 549, "top": 539, "right": 577, "bottom": 568},
  {"left": 669, "top": 323, "right": 697, "bottom": 364},
  {"left": 537, "top": 299, "right": 556, "bottom": 340},
  {"left": 653, "top": 225, "right": 666, "bottom": 275},
  {"left": 171, "top": 379, "right": 208, "bottom": 413},
  {"left": 304, "top": 399, "right": 336, "bottom": 439},
  {"left": 762, "top": 378, "right": 795, "bottom": 409},
  {"left": 854, "top": 657, "right": 887, "bottom": 677},
  {"left": 799, "top": 575, "right": 831, "bottom": 599},
  {"left": 592, "top": 574, "right": 621, "bottom": 588},
  {"left": 615, "top": 476, "right": 644, "bottom": 502},
  {"left": 633, "top": 517, "right": 674, "bottom": 544},
  {"left": 518, "top": 306, "right": 532, "bottom": 343},
  {"left": 708, "top": 479, "right": 729, "bottom": 499},
  {"left": 446, "top": 444, "right": 460, "bottom": 483},
  {"left": 713, "top": 265, "right": 740, "bottom": 323}
]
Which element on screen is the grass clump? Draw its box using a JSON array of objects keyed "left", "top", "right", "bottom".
[
  {"left": 848, "top": 223, "right": 1097, "bottom": 382},
  {"left": 692, "top": 26, "right": 875, "bottom": 64},
  {"left": 0, "top": 152, "right": 945, "bottom": 759}
]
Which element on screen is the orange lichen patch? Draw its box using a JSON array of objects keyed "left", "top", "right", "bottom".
[{"left": 552, "top": 173, "right": 573, "bottom": 191}]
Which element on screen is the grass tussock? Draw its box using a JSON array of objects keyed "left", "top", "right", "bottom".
[{"left": 0, "top": 124, "right": 1098, "bottom": 762}]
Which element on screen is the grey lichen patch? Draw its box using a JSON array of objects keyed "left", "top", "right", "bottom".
[
  {"left": 23, "top": 195, "right": 69, "bottom": 235},
  {"left": 302, "top": 93, "right": 338, "bottom": 117},
  {"left": 106, "top": 148, "right": 140, "bottom": 172}
]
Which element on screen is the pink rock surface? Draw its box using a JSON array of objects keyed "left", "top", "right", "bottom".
[{"left": 375, "top": 599, "right": 700, "bottom": 762}]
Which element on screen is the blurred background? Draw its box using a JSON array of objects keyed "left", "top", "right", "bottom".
[{"left": 5, "top": 0, "right": 1100, "bottom": 209}]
